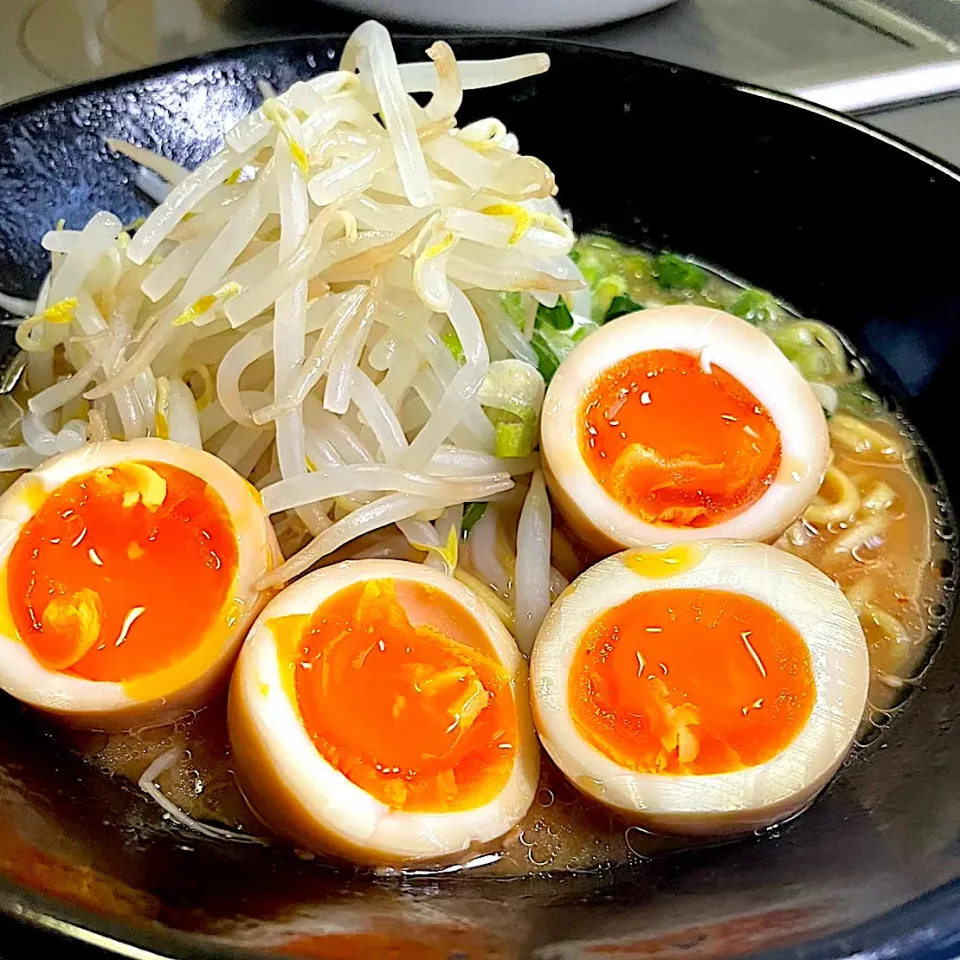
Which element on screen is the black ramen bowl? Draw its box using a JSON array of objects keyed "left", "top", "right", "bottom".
[{"left": 2, "top": 36, "right": 960, "bottom": 960}]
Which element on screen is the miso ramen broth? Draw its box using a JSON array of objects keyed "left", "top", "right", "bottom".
[{"left": 63, "top": 235, "right": 954, "bottom": 877}]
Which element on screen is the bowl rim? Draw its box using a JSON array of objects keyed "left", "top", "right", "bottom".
[{"left": 2, "top": 33, "right": 960, "bottom": 960}]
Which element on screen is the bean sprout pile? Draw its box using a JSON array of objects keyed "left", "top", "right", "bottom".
[{"left": 0, "top": 22, "right": 580, "bottom": 652}]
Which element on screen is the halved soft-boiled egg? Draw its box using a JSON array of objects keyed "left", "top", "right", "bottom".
[
  {"left": 0, "top": 438, "right": 277, "bottom": 731},
  {"left": 541, "top": 305, "right": 830, "bottom": 553},
  {"left": 531, "top": 541, "right": 869, "bottom": 835},
  {"left": 228, "top": 558, "right": 539, "bottom": 865}
]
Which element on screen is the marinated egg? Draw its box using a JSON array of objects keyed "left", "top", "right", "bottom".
[
  {"left": 540, "top": 306, "right": 830, "bottom": 552},
  {"left": 531, "top": 541, "right": 869, "bottom": 834},
  {"left": 0, "top": 439, "right": 278, "bottom": 730},
  {"left": 228, "top": 558, "right": 539, "bottom": 865}
]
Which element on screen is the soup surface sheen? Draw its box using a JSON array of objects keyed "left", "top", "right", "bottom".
[{"left": 66, "top": 236, "right": 954, "bottom": 876}]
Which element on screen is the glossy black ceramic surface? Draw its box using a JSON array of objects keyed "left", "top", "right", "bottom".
[{"left": 2, "top": 37, "right": 960, "bottom": 960}]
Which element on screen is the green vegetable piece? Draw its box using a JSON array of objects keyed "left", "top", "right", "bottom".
[
  {"left": 654, "top": 253, "right": 707, "bottom": 292},
  {"left": 531, "top": 330, "right": 561, "bottom": 381},
  {"left": 571, "top": 320, "right": 599, "bottom": 343},
  {"left": 770, "top": 323, "right": 847, "bottom": 382},
  {"left": 441, "top": 329, "right": 465, "bottom": 365},
  {"left": 482, "top": 401, "right": 538, "bottom": 461},
  {"left": 771, "top": 334, "right": 827, "bottom": 380},
  {"left": 536, "top": 322, "right": 576, "bottom": 356},
  {"left": 494, "top": 419, "right": 536, "bottom": 458},
  {"left": 592, "top": 275, "right": 627, "bottom": 322},
  {"left": 836, "top": 383, "right": 885, "bottom": 418},
  {"left": 536, "top": 299, "right": 574, "bottom": 330},
  {"left": 604, "top": 294, "right": 644, "bottom": 323},
  {"left": 579, "top": 262, "right": 600, "bottom": 288},
  {"left": 730, "top": 288, "right": 778, "bottom": 325},
  {"left": 461, "top": 502, "right": 488, "bottom": 539},
  {"left": 531, "top": 323, "right": 577, "bottom": 383},
  {"left": 499, "top": 291, "right": 527, "bottom": 331},
  {"left": 621, "top": 253, "right": 652, "bottom": 280}
]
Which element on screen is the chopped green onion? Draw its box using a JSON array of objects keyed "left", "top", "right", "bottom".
[
  {"left": 441, "top": 329, "right": 464, "bottom": 365},
  {"left": 770, "top": 323, "right": 847, "bottom": 382},
  {"left": 536, "top": 299, "right": 574, "bottom": 330},
  {"left": 730, "top": 288, "right": 778, "bottom": 325},
  {"left": 494, "top": 419, "right": 536, "bottom": 458},
  {"left": 536, "top": 322, "right": 577, "bottom": 357},
  {"left": 604, "top": 294, "right": 644, "bottom": 323},
  {"left": 579, "top": 262, "right": 600, "bottom": 288},
  {"left": 836, "top": 383, "right": 885, "bottom": 418},
  {"left": 571, "top": 320, "right": 599, "bottom": 343},
  {"left": 479, "top": 360, "right": 544, "bottom": 457},
  {"left": 485, "top": 408, "right": 537, "bottom": 458},
  {"left": 653, "top": 253, "right": 706, "bottom": 292},
  {"left": 461, "top": 502, "right": 488, "bottom": 539},
  {"left": 531, "top": 323, "right": 576, "bottom": 382},
  {"left": 592, "top": 275, "right": 627, "bottom": 322},
  {"left": 498, "top": 291, "right": 527, "bottom": 331},
  {"left": 531, "top": 331, "right": 561, "bottom": 381},
  {"left": 620, "top": 252, "right": 652, "bottom": 280}
]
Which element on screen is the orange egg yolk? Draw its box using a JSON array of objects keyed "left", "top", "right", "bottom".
[
  {"left": 569, "top": 588, "right": 814, "bottom": 775},
  {"left": 580, "top": 349, "right": 782, "bottom": 527},
  {"left": 294, "top": 579, "right": 517, "bottom": 812},
  {"left": 7, "top": 461, "right": 238, "bottom": 681}
]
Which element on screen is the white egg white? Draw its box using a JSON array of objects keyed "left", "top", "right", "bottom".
[
  {"left": 0, "top": 438, "right": 278, "bottom": 730},
  {"left": 228, "top": 558, "right": 540, "bottom": 865},
  {"left": 540, "top": 305, "right": 830, "bottom": 553},
  {"left": 531, "top": 540, "right": 869, "bottom": 835}
]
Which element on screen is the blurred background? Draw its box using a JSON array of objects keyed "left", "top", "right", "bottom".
[{"left": 3, "top": 0, "right": 960, "bottom": 164}]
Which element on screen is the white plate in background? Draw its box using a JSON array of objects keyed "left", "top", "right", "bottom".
[{"left": 316, "top": 0, "right": 679, "bottom": 31}]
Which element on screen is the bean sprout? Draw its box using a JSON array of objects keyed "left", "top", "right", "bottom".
[{"left": 0, "top": 22, "right": 577, "bottom": 651}]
